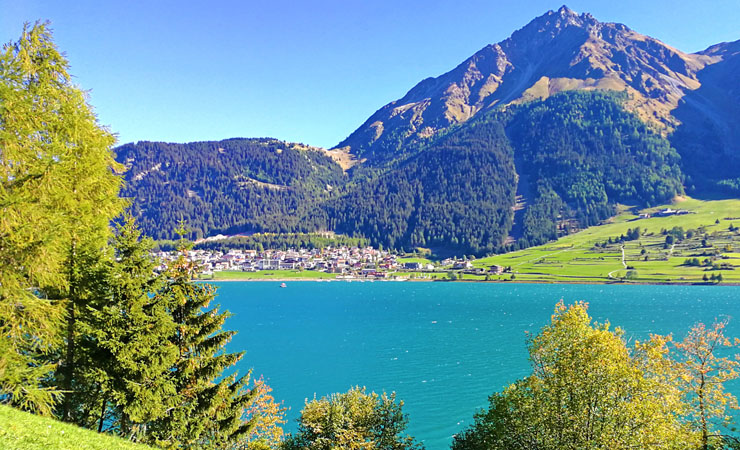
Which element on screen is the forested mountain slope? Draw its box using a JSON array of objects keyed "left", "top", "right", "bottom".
[
  {"left": 116, "top": 6, "right": 737, "bottom": 255},
  {"left": 117, "top": 138, "right": 345, "bottom": 240},
  {"left": 119, "top": 92, "right": 683, "bottom": 255},
  {"left": 307, "top": 91, "right": 682, "bottom": 254}
]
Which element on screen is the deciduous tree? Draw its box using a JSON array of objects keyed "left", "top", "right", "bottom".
[
  {"left": 282, "top": 386, "right": 423, "bottom": 450},
  {"left": 0, "top": 22, "right": 122, "bottom": 415},
  {"left": 675, "top": 320, "right": 740, "bottom": 450},
  {"left": 452, "top": 302, "right": 697, "bottom": 449}
]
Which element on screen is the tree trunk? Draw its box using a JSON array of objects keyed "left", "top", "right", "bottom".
[
  {"left": 700, "top": 373, "right": 708, "bottom": 450},
  {"left": 98, "top": 394, "right": 108, "bottom": 433},
  {"left": 61, "top": 241, "right": 77, "bottom": 422},
  {"left": 61, "top": 299, "right": 76, "bottom": 421}
]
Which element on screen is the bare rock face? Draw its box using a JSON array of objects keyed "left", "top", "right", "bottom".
[{"left": 336, "top": 5, "right": 731, "bottom": 160}]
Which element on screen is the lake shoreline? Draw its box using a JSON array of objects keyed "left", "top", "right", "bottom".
[{"left": 203, "top": 277, "right": 739, "bottom": 286}]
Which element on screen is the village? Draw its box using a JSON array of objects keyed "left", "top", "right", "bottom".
[{"left": 155, "top": 246, "right": 508, "bottom": 279}]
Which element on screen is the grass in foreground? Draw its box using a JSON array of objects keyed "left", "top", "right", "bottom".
[{"left": 0, "top": 405, "right": 153, "bottom": 450}]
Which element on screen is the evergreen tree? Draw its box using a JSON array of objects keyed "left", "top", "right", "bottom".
[
  {"left": 86, "top": 215, "right": 177, "bottom": 438},
  {"left": 148, "top": 238, "right": 258, "bottom": 448}
]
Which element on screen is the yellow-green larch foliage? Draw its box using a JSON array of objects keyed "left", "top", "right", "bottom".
[
  {"left": 675, "top": 319, "right": 740, "bottom": 450},
  {"left": 244, "top": 376, "right": 288, "bottom": 449},
  {"left": 0, "top": 22, "right": 123, "bottom": 415}
]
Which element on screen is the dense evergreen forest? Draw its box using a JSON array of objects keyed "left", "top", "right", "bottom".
[
  {"left": 316, "top": 121, "right": 517, "bottom": 255},
  {"left": 502, "top": 91, "right": 684, "bottom": 247},
  {"left": 117, "top": 138, "right": 346, "bottom": 240},
  {"left": 119, "top": 92, "right": 685, "bottom": 256}
]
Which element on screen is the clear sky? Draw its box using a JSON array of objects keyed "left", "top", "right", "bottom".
[{"left": 1, "top": 0, "right": 738, "bottom": 148}]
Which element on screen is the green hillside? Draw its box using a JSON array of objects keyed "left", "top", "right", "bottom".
[
  {"left": 473, "top": 197, "right": 740, "bottom": 284},
  {"left": 118, "top": 91, "right": 691, "bottom": 256},
  {"left": 0, "top": 405, "right": 153, "bottom": 450},
  {"left": 117, "top": 138, "right": 346, "bottom": 240}
]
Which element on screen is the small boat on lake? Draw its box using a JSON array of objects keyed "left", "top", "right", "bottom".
[{"left": 280, "top": 282, "right": 287, "bottom": 288}]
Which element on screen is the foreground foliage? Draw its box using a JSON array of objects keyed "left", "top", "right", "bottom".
[
  {"left": 0, "top": 21, "right": 122, "bottom": 415},
  {"left": 147, "top": 238, "right": 259, "bottom": 448},
  {"left": 1, "top": 24, "right": 284, "bottom": 449},
  {"left": 283, "top": 387, "right": 423, "bottom": 450},
  {"left": 452, "top": 302, "right": 740, "bottom": 450}
]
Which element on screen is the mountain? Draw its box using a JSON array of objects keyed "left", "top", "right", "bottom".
[
  {"left": 335, "top": 6, "right": 726, "bottom": 161},
  {"left": 117, "top": 6, "right": 738, "bottom": 255},
  {"left": 671, "top": 40, "right": 740, "bottom": 193},
  {"left": 319, "top": 90, "right": 684, "bottom": 254}
]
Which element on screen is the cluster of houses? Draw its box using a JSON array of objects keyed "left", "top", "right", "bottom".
[
  {"left": 156, "top": 247, "right": 408, "bottom": 277},
  {"left": 154, "top": 246, "right": 507, "bottom": 278}
]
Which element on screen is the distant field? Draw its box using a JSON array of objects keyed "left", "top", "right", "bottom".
[
  {"left": 0, "top": 405, "right": 152, "bottom": 450},
  {"left": 474, "top": 197, "right": 740, "bottom": 284},
  {"left": 397, "top": 256, "right": 435, "bottom": 265}
]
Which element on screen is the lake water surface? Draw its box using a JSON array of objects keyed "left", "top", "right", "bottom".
[{"left": 214, "top": 281, "right": 740, "bottom": 449}]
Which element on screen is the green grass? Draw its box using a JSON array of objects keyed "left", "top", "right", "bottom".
[
  {"left": 0, "top": 405, "right": 153, "bottom": 450},
  {"left": 474, "top": 197, "right": 740, "bottom": 284}
]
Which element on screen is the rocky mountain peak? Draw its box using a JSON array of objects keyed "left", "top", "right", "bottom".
[{"left": 335, "top": 6, "right": 730, "bottom": 161}]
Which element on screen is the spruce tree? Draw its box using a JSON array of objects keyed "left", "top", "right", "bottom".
[
  {"left": 149, "top": 238, "right": 258, "bottom": 448},
  {"left": 86, "top": 215, "right": 177, "bottom": 438}
]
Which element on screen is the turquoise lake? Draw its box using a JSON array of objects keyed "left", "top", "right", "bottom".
[{"left": 214, "top": 281, "right": 740, "bottom": 449}]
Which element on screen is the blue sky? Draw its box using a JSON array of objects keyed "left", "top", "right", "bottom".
[{"left": 1, "top": 0, "right": 738, "bottom": 148}]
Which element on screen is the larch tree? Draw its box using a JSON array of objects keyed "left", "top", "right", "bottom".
[{"left": 0, "top": 22, "right": 122, "bottom": 415}]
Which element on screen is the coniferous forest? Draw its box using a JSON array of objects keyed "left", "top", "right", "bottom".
[{"left": 120, "top": 91, "right": 684, "bottom": 256}]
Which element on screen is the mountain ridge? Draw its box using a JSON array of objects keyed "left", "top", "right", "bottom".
[{"left": 335, "top": 5, "right": 730, "bottom": 161}]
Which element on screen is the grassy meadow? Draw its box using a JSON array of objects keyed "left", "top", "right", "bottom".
[
  {"left": 0, "top": 405, "right": 153, "bottom": 450},
  {"left": 473, "top": 197, "right": 740, "bottom": 284}
]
